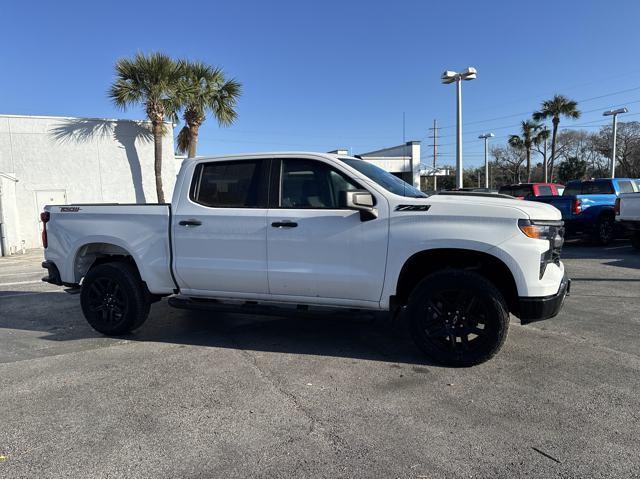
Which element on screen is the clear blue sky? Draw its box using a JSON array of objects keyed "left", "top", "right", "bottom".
[{"left": 2, "top": 0, "right": 640, "bottom": 167}]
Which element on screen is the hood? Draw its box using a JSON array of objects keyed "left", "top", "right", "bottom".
[{"left": 409, "top": 194, "right": 562, "bottom": 221}]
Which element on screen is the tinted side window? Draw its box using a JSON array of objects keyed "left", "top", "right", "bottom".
[
  {"left": 498, "top": 186, "right": 513, "bottom": 196},
  {"left": 191, "top": 160, "right": 264, "bottom": 207},
  {"left": 512, "top": 186, "right": 533, "bottom": 197},
  {"left": 537, "top": 185, "right": 553, "bottom": 196},
  {"left": 583, "top": 182, "right": 614, "bottom": 194},
  {"left": 280, "top": 159, "right": 361, "bottom": 209},
  {"left": 618, "top": 180, "right": 635, "bottom": 193}
]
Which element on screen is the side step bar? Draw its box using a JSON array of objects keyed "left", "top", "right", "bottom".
[{"left": 167, "top": 296, "right": 377, "bottom": 321}]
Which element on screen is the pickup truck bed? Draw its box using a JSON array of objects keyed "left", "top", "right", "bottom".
[{"left": 43, "top": 204, "right": 176, "bottom": 294}]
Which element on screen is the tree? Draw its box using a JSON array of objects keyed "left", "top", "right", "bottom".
[
  {"left": 533, "top": 95, "right": 581, "bottom": 182},
  {"left": 490, "top": 145, "right": 526, "bottom": 185},
  {"left": 507, "top": 120, "right": 547, "bottom": 182},
  {"left": 109, "top": 52, "right": 184, "bottom": 203},
  {"left": 593, "top": 121, "right": 640, "bottom": 178},
  {"left": 557, "top": 156, "right": 587, "bottom": 183},
  {"left": 176, "top": 61, "right": 241, "bottom": 158}
]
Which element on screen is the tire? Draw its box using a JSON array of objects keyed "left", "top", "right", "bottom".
[
  {"left": 406, "top": 270, "right": 509, "bottom": 367},
  {"left": 594, "top": 215, "right": 614, "bottom": 246},
  {"left": 80, "top": 262, "right": 150, "bottom": 335},
  {"left": 632, "top": 231, "right": 640, "bottom": 251}
]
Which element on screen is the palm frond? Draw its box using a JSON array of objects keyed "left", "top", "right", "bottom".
[{"left": 176, "top": 126, "right": 190, "bottom": 155}]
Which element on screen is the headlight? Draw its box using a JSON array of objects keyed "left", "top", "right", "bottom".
[
  {"left": 518, "top": 219, "right": 558, "bottom": 240},
  {"left": 518, "top": 219, "right": 565, "bottom": 279}
]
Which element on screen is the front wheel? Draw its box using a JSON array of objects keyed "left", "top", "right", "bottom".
[
  {"left": 80, "top": 262, "right": 150, "bottom": 335},
  {"left": 406, "top": 270, "right": 510, "bottom": 367}
]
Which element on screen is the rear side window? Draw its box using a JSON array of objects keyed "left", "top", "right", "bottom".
[
  {"left": 512, "top": 185, "right": 533, "bottom": 197},
  {"left": 190, "top": 160, "right": 266, "bottom": 207},
  {"left": 537, "top": 185, "right": 553, "bottom": 196},
  {"left": 618, "top": 180, "right": 635, "bottom": 193},
  {"left": 498, "top": 186, "right": 513, "bottom": 196},
  {"left": 582, "top": 182, "right": 614, "bottom": 194}
]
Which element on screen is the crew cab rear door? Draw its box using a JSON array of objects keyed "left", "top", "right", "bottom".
[
  {"left": 172, "top": 158, "right": 270, "bottom": 295},
  {"left": 266, "top": 157, "right": 388, "bottom": 305}
]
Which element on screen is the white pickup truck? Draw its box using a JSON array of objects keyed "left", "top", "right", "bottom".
[
  {"left": 617, "top": 191, "right": 640, "bottom": 249},
  {"left": 41, "top": 152, "right": 570, "bottom": 366}
]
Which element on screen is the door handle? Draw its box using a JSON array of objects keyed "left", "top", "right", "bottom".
[
  {"left": 179, "top": 219, "right": 202, "bottom": 227},
  {"left": 271, "top": 221, "right": 298, "bottom": 228}
]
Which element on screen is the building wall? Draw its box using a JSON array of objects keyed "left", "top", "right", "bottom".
[{"left": 0, "top": 115, "right": 177, "bottom": 253}]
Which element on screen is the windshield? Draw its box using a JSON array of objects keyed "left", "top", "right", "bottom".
[{"left": 338, "top": 158, "right": 427, "bottom": 198}]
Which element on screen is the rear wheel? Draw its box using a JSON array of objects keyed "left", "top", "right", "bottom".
[
  {"left": 407, "top": 270, "right": 509, "bottom": 367},
  {"left": 631, "top": 231, "right": 640, "bottom": 251},
  {"left": 594, "top": 215, "right": 614, "bottom": 245},
  {"left": 80, "top": 262, "right": 150, "bottom": 335}
]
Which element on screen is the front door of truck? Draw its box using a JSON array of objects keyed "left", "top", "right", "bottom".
[
  {"left": 266, "top": 158, "right": 388, "bottom": 304},
  {"left": 172, "top": 158, "right": 270, "bottom": 296}
]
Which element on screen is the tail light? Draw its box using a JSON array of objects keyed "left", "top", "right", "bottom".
[
  {"left": 615, "top": 197, "right": 621, "bottom": 216},
  {"left": 40, "top": 211, "right": 50, "bottom": 248},
  {"left": 572, "top": 199, "right": 582, "bottom": 215}
]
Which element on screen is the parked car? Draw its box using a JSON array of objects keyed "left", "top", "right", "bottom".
[
  {"left": 616, "top": 190, "right": 640, "bottom": 249},
  {"left": 40, "top": 152, "right": 570, "bottom": 366},
  {"left": 531, "top": 178, "right": 640, "bottom": 245},
  {"left": 498, "top": 183, "right": 564, "bottom": 199}
]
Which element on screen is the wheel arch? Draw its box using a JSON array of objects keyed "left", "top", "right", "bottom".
[
  {"left": 393, "top": 248, "right": 519, "bottom": 313},
  {"left": 72, "top": 241, "right": 143, "bottom": 284}
]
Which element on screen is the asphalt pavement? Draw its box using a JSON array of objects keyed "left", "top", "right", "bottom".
[{"left": 0, "top": 243, "right": 639, "bottom": 478}]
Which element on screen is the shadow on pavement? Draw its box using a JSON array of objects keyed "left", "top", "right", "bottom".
[{"left": 0, "top": 291, "right": 438, "bottom": 367}]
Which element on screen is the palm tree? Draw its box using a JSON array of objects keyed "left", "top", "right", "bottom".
[
  {"left": 109, "top": 52, "right": 184, "bottom": 203},
  {"left": 176, "top": 60, "right": 241, "bottom": 158},
  {"left": 508, "top": 120, "right": 548, "bottom": 182},
  {"left": 533, "top": 95, "right": 581, "bottom": 182}
]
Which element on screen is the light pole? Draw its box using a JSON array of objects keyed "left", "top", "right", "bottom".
[
  {"left": 442, "top": 67, "right": 477, "bottom": 189},
  {"left": 478, "top": 133, "right": 494, "bottom": 189},
  {"left": 603, "top": 107, "right": 628, "bottom": 178}
]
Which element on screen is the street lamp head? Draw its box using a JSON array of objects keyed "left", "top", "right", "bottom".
[
  {"left": 461, "top": 67, "right": 477, "bottom": 81},
  {"left": 441, "top": 70, "right": 458, "bottom": 84},
  {"left": 478, "top": 133, "right": 495, "bottom": 139},
  {"left": 603, "top": 107, "right": 629, "bottom": 116}
]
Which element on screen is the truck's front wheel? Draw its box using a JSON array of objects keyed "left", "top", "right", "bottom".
[
  {"left": 80, "top": 262, "right": 150, "bottom": 335},
  {"left": 407, "top": 270, "right": 509, "bottom": 367}
]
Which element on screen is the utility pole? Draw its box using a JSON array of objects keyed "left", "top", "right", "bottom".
[
  {"left": 428, "top": 119, "right": 440, "bottom": 191},
  {"left": 478, "top": 133, "right": 494, "bottom": 189}
]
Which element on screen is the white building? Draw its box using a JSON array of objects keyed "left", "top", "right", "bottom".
[
  {"left": 0, "top": 114, "right": 177, "bottom": 255},
  {"left": 330, "top": 141, "right": 422, "bottom": 189}
]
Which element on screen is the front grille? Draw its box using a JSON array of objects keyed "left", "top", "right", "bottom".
[{"left": 550, "top": 225, "right": 565, "bottom": 265}]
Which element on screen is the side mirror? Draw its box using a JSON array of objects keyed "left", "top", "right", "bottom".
[{"left": 342, "top": 190, "right": 378, "bottom": 221}]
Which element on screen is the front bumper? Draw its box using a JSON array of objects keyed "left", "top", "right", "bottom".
[{"left": 517, "top": 273, "right": 571, "bottom": 325}]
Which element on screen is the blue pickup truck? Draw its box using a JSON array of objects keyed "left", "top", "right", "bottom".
[{"left": 531, "top": 178, "right": 640, "bottom": 245}]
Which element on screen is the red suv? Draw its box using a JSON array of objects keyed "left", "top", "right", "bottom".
[{"left": 498, "top": 183, "right": 564, "bottom": 199}]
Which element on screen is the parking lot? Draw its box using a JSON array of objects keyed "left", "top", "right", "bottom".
[{"left": 0, "top": 243, "right": 639, "bottom": 478}]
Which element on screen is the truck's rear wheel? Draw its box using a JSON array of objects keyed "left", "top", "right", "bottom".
[
  {"left": 80, "top": 262, "right": 150, "bottom": 335},
  {"left": 632, "top": 231, "right": 640, "bottom": 250},
  {"left": 594, "top": 215, "right": 614, "bottom": 245},
  {"left": 407, "top": 270, "right": 509, "bottom": 367}
]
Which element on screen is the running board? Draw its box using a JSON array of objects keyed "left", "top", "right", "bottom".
[{"left": 167, "top": 296, "right": 376, "bottom": 320}]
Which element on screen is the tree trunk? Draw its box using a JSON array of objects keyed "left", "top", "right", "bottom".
[
  {"left": 549, "top": 118, "right": 559, "bottom": 182},
  {"left": 188, "top": 124, "right": 199, "bottom": 158},
  {"left": 526, "top": 148, "right": 531, "bottom": 182},
  {"left": 152, "top": 121, "right": 165, "bottom": 203}
]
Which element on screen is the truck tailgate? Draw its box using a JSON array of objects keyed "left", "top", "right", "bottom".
[
  {"left": 43, "top": 204, "right": 175, "bottom": 294},
  {"left": 530, "top": 196, "right": 574, "bottom": 219}
]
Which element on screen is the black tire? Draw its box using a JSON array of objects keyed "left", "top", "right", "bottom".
[
  {"left": 632, "top": 231, "right": 640, "bottom": 251},
  {"left": 80, "top": 262, "right": 150, "bottom": 335},
  {"left": 407, "top": 270, "right": 509, "bottom": 367},
  {"left": 594, "top": 214, "right": 614, "bottom": 246}
]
